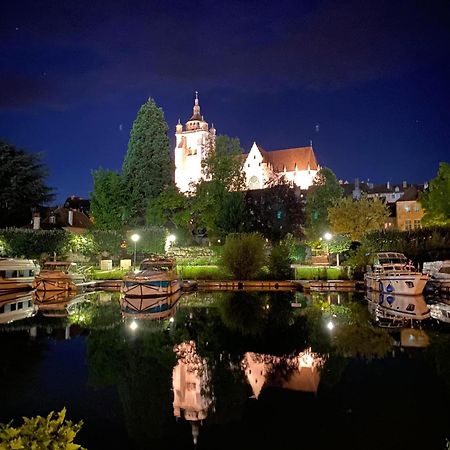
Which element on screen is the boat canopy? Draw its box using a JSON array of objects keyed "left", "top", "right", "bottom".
[{"left": 373, "top": 252, "right": 407, "bottom": 265}]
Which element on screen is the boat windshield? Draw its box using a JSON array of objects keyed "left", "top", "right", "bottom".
[
  {"left": 43, "top": 262, "right": 72, "bottom": 271},
  {"left": 139, "top": 262, "right": 174, "bottom": 272},
  {"left": 376, "top": 253, "right": 407, "bottom": 265}
]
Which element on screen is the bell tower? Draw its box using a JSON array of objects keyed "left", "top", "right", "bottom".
[{"left": 174, "top": 93, "right": 216, "bottom": 193}]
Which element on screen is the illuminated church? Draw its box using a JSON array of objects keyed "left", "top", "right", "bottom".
[{"left": 174, "top": 94, "right": 320, "bottom": 193}]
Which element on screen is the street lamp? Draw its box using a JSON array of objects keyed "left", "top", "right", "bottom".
[
  {"left": 131, "top": 233, "right": 140, "bottom": 268},
  {"left": 323, "top": 232, "right": 332, "bottom": 262},
  {"left": 165, "top": 234, "right": 176, "bottom": 252}
]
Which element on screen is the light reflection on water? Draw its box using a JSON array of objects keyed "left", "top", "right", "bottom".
[{"left": 0, "top": 289, "right": 449, "bottom": 449}]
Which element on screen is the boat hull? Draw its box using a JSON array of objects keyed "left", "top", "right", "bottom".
[
  {"left": 33, "top": 276, "right": 78, "bottom": 291},
  {"left": 122, "top": 278, "right": 181, "bottom": 298},
  {"left": 365, "top": 273, "right": 428, "bottom": 295},
  {"left": 0, "top": 278, "right": 34, "bottom": 291}
]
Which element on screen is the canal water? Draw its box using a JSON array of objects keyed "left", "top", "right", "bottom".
[{"left": 0, "top": 289, "right": 449, "bottom": 450}]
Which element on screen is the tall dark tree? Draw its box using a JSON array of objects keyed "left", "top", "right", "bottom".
[
  {"left": 90, "top": 169, "right": 124, "bottom": 230},
  {"left": 243, "top": 181, "right": 305, "bottom": 241},
  {"left": 305, "top": 167, "right": 343, "bottom": 241},
  {"left": 0, "top": 141, "right": 54, "bottom": 228},
  {"left": 122, "top": 98, "right": 173, "bottom": 224}
]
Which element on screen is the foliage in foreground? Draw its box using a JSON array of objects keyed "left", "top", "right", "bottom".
[
  {"left": 328, "top": 195, "right": 389, "bottom": 241},
  {"left": 420, "top": 161, "right": 450, "bottom": 226},
  {"left": 220, "top": 233, "right": 267, "bottom": 279},
  {"left": 0, "top": 408, "right": 85, "bottom": 450}
]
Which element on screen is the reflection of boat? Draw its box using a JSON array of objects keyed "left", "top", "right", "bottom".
[
  {"left": 0, "top": 291, "right": 37, "bottom": 324},
  {"left": 0, "top": 258, "right": 39, "bottom": 291},
  {"left": 120, "top": 290, "right": 182, "bottom": 320},
  {"left": 121, "top": 257, "right": 181, "bottom": 298},
  {"left": 423, "top": 261, "right": 450, "bottom": 291},
  {"left": 366, "top": 291, "right": 430, "bottom": 326},
  {"left": 32, "top": 261, "right": 85, "bottom": 291},
  {"left": 32, "top": 290, "right": 78, "bottom": 317},
  {"left": 365, "top": 252, "right": 428, "bottom": 295},
  {"left": 429, "top": 301, "right": 450, "bottom": 323}
]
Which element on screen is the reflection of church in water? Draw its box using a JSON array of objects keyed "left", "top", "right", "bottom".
[
  {"left": 241, "top": 348, "right": 326, "bottom": 398},
  {"left": 172, "top": 341, "right": 213, "bottom": 445}
]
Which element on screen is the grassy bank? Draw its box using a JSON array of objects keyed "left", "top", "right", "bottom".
[
  {"left": 177, "top": 265, "right": 231, "bottom": 280},
  {"left": 294, "top": 266, "right": 351, "bottom": 280}
]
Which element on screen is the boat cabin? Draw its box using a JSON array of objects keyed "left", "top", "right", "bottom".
[
  {"left": 367, "top": 252, "right": 415, "bottom": 274},
  {"left": 139, "top": 258, "right": 176, "bottom": 272},
  {"left": 41, "top": 262, "right": 73, "bottom": 272}
]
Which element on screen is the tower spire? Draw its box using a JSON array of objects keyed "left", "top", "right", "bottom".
[{"left": 190, "top": 91, "right": 202, "bottom": 121}]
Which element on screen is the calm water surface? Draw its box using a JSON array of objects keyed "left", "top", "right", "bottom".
[{"left": 1, "top": 289, "right": 449, "bottom": 450}]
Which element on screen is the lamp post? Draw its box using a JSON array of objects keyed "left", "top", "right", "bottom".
[
  {"left": 323, "top": 232, "right": 332, "bottom": 265},
  {"left": 165, "top": 234, "right": 176, "bottom": 253},
  {"left": 131, "top": 233, "right": 140, "bottom": 269}
]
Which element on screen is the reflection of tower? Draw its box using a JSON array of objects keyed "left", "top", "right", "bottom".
[
  {"left": 172, "top": 341, "right": 212, "bottom": 445},
  {"left": 242, "top": 348, "right": 325, "bottom": 398},
  {"left": 174, "top": 93, "right": 216, "bottom": 193}
]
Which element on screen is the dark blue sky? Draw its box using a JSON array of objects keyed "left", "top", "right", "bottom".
[{"left": 1, "top": 0, "right": 449, "bottom": 204}]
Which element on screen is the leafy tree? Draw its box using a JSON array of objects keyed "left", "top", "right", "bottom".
[
  {"left": 420, "top": 162, "right": 450, "bottom": 226},
  {"left": 90, "top": 169, "right": 124, "bottom": 230},
  {"left": 146, "top": 185, "right": 190, "bottom": 228},
  {"left": 122, "top": 98, "right": 172, "bottom": 224},
  {"left": 0, "top": 408, "right": 85, "bottom": 449},
  {"left": 192, "top": 135, "right": 246, "bottom": 237},
  {"left": 305, "top": 167, "right": 343, "bottom": 241},
  {"left": 0, "top": 141, "right": 54, "bottom": 228},
  {"left": 268, "top": 238, "right": 294, "bottom": 279},
  {"left": 220, "top": 233, "right": 267, "bottom": 279},
  {"left": 328, "top": 195, "right": 390, "bottom": 241},
  {"left": 244, "top": 180, "right": 305, "bottom": 240}
]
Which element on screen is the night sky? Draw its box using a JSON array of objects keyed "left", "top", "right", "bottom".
[{"left": 1, "top": 0, "right": 449, "bottom": 204}]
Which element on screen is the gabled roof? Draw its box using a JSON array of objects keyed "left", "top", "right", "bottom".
[
  {"left": 397, "top": 185, "right": 421, "bottom": 202},
  {"left": 41, "top": 207, "right": 92, "bottom": 229},
  {"left": 258, "top": 145, "right": 318, "bottom": 171}
]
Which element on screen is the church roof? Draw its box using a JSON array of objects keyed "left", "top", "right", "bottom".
[{"left": 259, "top": 145, "right": 318, "bottom": 171}]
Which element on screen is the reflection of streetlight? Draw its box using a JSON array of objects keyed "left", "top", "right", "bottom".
[
  {"left": 129, "top": 320, "right": 138, "bottom": 331},
  {"left": 131, "top": 233, "right": 140, "bottom": 268}
]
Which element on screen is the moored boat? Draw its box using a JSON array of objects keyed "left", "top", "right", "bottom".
[
  {"left": 364, "top": 252, "right": 428, "bottom": 295},
  {"left": 121, "top": 256, "right": 181, "bottom": 298},
  {"left": 32, "top": 261, "right": 85, "bottom": 291},
  {"left": 423, "top": 260, "right": 450, "bottom": 292},
  {"left": 0, "top": 258, "right": 38, "bottom": 291}
]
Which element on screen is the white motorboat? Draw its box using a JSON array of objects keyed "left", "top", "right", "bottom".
[
  {"left": 365, "top": 252, "right": 428, "bottom": 295},
  {"left": 423, "top": 260, "right": 450, "bottom": 291},
  {"left": 0, "top": 258, "right": 39, "bottom": 291},
  {"left": 121, "top": 256, "right": 181, "bottom": 298}
]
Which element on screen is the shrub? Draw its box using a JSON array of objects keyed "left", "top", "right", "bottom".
[
  {"left": 220, "top": 233, "right": 267, "bottom": 279},
  {"left": 177, "top": 265, "right": 230, "bottom": 280},
  {"left": 269, "top": 241, "right": 293, "bottom": 280},
  {"left": 0, "top": 408, "right": 85, "bottom": 449}
]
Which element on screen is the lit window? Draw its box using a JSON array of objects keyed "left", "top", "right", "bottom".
[{"left": 405, "top": 206, "right": 410, "bottom": 212}]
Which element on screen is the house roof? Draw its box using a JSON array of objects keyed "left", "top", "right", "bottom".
[
  {"left": 397, "top": 185, "right": 421, "bottom": 202},
  {"left": 41, "top": 207, "right": 93, "bottom": 230},
  {"left": 258, "top": 145, "right": 318, "bottom": 172}
]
